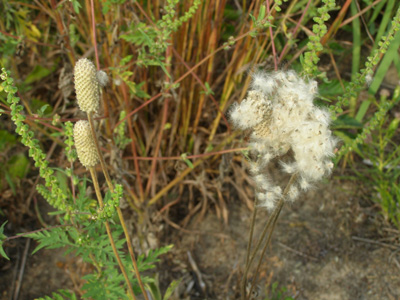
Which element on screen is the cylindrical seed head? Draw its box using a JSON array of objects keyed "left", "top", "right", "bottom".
[
  {"left": 74, "top": 58, "right": 99, "bottom": 113},
  {"left": 73, "top": 120, "right": 99, "bottom": 168}
]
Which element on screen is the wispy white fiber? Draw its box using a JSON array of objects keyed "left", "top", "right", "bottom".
[{"left": 230, "top": 70, "right": 337, "bottom": 210}]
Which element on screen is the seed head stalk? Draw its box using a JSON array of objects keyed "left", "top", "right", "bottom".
[
  {"left": 241, "top": 173, "right": 297, "bottom": 299},
  {"left": 87, "top": 111, "right": 149, "bottom": 300},
  {"left": 74, "top": 120, "right": 136, "bottom": 298},
  {"left": 89, "top": 167, "right": 136, "bottom": 300},
  {"left": 231, "top": 69, "right": 337, "bottom": 299},
  {"left": 74, "top": 54, "right": 148, "bottom": 298}
]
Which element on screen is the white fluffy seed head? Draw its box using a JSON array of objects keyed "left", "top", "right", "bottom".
[
  {"left": 287, "top": 186, "right": 299, "bottom": 202},
  {"left": 280, "top": 161, "right": 297, "bottom": 174},
  {"left": 74, "top": 58, "right": 100, "bottom": 113},
  {"left": 259, "top": 191, "right": 278, "bottom": 211},
  {"left": 97, "top": 70, "right": 109, "bottom": 87},
  {"left": 299, "top": 176, "right": 312, "bottom": 191},
  {"left": 231, "top": 70, "right": 336, "bottom": 208},
  {"left": 251, "top": 72, "right": 276, "bottom": 95},
  {"left": 229, "top": 90, "right": 272, "bottom": 130},
  {"left": 73, "top": 120, "right": 99, "bottom": 168}
]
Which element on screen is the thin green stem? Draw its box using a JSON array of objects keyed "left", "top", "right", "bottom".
[
  {"left": 89, "top": 167, "right": 136, "bottom": 300},
  {"left": 116, "top": 207, "right": 149, "bottom": 300},
  {"left": 87, "top": 112, "right": 149, "bottom": 300},
  {"left": 87, "top": 112, "right": 114, "bottom": 190}
]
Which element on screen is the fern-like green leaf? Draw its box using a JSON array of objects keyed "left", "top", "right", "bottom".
[
  {"left": 27, "top": 227, "right": 72, "bottom": 254},
  {"left": 35, "top": 289, "right": 77, "bottom": 300},
  {"left": 137, "top": 244, "right": 173, "bottom": 272}
]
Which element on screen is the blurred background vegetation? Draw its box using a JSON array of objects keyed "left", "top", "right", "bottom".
[{"left": 0, "top": 0, "right": 399, "bottom": 298}]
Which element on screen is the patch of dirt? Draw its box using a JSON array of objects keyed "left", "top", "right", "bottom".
[
  {"left": 0, "top": 198, "right": 76, "bottom": 300},
  {"left": 1, "top": 177, "right": 399, "bottom": 300},
  {"left": 0, "top": 244, "right": 74, "bottom": 300},
  {"left": 162, "top": 179, "right": 400, "bottom": 299}
]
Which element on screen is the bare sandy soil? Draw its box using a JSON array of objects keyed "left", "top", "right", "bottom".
[
  {"left": 1, "top": 177, "right": 400, "bottom": 300},
  {"left": 161, "top": 179, "right": 400, "bottom": 300}
]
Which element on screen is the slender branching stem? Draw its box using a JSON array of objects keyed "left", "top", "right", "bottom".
[
  {"left": 87, "top": 112, "right": 149, "bottom": 300},
  {"left": 248, "top": 198, "right": 284, "bottom": 298},
  {"left": 116, "top": 207, "right": 149, "bottom": 300},
  {"left": 240, "top": 203, "right": 279, "bottom": 300},
  {"left": 87, "top": 112, "right": 114, "bottom": 190},
  {"left": 266, "top": 0, "right": 278, "bottom": 71},
  {"left": 241, "top": 173, "right": 298, "bottom": 300},
  {"left": 89, "top": 167, "right": 136, "bottom": 300},
  {"left": 242, "top": 201, "right": 258, "bottom": 295}
]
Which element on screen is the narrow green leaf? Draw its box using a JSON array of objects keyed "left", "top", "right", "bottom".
[
  {"left": 370, "top": 0, "right": 395, "bottom": 53},
  {"left": 351, "top": 1, "right": 361, "bottom": 82},
  {"left": 355, "top": 100, "right": 371, "bottom": 122},
  {"left": 163, "top": 278, "right": 183, "bottom": 300},
  {"left": 0, "top": 242, "right": 9, "bottom": 260},
  {"left": 4, "top": 171, "right": 16, "bottom": 195},
  {"left": 146, "top": 280, "right": 162, "bottom": 300},
  {"left": 257, "top": 5, "right": 266, "bottom": 22},
  {"left": 386, "top": 118, "right": 400, "bottom": 140},
  {"left": 369, "top": 30, "right": 400, "bottom": 94},
  {"left": 70, "top": 0, "right": 82, "bottom": 13},
  {"left": 180, "top": 153, "right": 194, "bottom": 169},
  {"left": 0, "top": 221, "right": 9, "bottom": 260},
  {"left": 24, "top": 65, "right": 52, "bottom": 84},
  {"left": 120, "top": 55, "right": 133, "bottom": 66}
]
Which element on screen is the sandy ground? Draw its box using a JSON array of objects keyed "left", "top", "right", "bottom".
[
  {"left": 1, "top": 178, "right": 400, "bottom": 300},
  {"left": 162, "top": 179, "right": 400, "bottom": 300}
]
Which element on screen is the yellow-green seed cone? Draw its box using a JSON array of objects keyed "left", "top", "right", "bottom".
[
  {"left": 74, "top": 58, "right": 99, "bottom": 113},
  {"left": 73, "top": 120, "right": 99, "bottom": 168}
]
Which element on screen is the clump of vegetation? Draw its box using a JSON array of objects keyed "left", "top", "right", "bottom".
[{"left": 0, "top": 0, "right": 400, "bottom": 298}]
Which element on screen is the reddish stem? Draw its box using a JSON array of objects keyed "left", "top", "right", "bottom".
[
  {"left": 121, "top": 83, "right": 145, "bottom": 200},
  {"left": 278, "top": 0, "right": 312, "bottom": 64},
  {"left": 266, "top": 0, "right": 278, "bottom": 71},
  {"left": 171, "top": 48, "right": 231, "bottom": 133},
  {"left": 134, "top": 0, "right": 232, "bottom": 131},
  {"left": 90, "top": 0, "right": 100, "bottom": 70},
  {"left": 145, "top": 43, "right": 172, "bottom": 197}
]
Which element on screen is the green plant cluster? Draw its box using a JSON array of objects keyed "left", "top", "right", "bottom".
[
  {"left": 114, "top": 110, "right": 132, "bottom": 149},
  {"left": 120, "top": 0, "right": 200, "bottom": 69},
  {"left": 336, "top": 89, "right": 399, "bottom": 158},
  {"left": 302, "top": 0, "right": 336, "bottom": 77},
  {"left": 159, "top": 0, "right": 202, "bottom": 32},
  {"left": 339, "top": 88, "right": 400, "bottom": 227},
  {"left": 96, "top": 184, "right": 124, "bottom": 221},
  {"left": 331, "top": 7, "right": 400, "bottom": 115},
  {"left": 64, "top": 121, "right": 77, "bottom": 163},
  {"left": 301, "top": 3, "right": 400, "bottom": 228},
  {"left": 248, "top": 4, "right": 274, "bottom": 38},
  {"left": 1, "top": 68, "right": 70, "bottom": 213},
  {"left": 0, "top": 68, "right": 172, "bottom": 299}
]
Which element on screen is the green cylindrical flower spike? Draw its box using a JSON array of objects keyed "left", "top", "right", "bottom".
[
  {"left": 74, "top": 58, "right": 99, "bottom": 113},
  {"left": 73, "top": 120, "right": 99, "bottom": 168}
]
